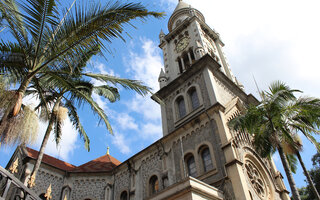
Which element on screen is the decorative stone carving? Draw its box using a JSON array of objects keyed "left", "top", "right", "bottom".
[
  {"left": 72, "top": 178, "right": 107, "bottom": 200},
  {"left": 245, "top": 159, "right": 267, "bottom": 199},
  {"left": 141, "top": 152, "right": 162, "bottom": 198}
]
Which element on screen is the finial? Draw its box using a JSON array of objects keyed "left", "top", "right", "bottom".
[
  {"left": 9, "top": 158, "right": 19, "bottom": 174},
  {"left": 44, "top": 184, "right": 52, "bottom": 200},
  {"left": 107, "top": 147, "right": 110, "bottom": 155},
  {"left": 28, "top": 172, "right": 37, "bottom": 188},
  {"left": 179, "top": 0, "right": 183, "bottom": 2}
]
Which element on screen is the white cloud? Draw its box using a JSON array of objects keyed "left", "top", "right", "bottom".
[
  {"left": 161, "top": 0, "right": 320, "bottom": 98},
  {"left": 33, "top": 117, "right": 78, "bottom": 161},
  {"left": 112, "top": 133, "right": 131, "bottom": 154},
  {"left": 108, "top": 38, "right": 164, "bottom": 153},
  {"left": 126, "top": 38, "right": 163, "bottom": 92},
  {"left": 126, "top": 94, "right": 161, "bottom": 121},
  {"left": 115, "top": 113, "right": 138, "bottom": 131},
  {"left": 140, "top": 123, "right": 162, "bottom": 140}
]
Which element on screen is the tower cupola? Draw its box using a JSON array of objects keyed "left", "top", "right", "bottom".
[
  {"left": 158, "top": 68, "right": 168, "bottom": 88},
  {"left": 168, "top": 0, "right": 205, "bottom": 32},
  {"left": 159, "top": 29, "right": 166, "bottom": 43}
]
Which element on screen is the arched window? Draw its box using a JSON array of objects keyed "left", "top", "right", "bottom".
[
  {"left": 149, "top": 175, "right": 159, "bottom": 195},
  {"left": 201, "top": 148, "right": 213, "bottom": 172},
  {"left": 176, "top": 96, "right": 186, "bottom": 118},
  {"left": 120, "top": 191, "right": 128, "bottom": 200},
  {"left": 188, "top": 88, "right": 200, "bottom": 110},
  {"left": 185, "top": 154, "right": 197, "bottom": 177}
]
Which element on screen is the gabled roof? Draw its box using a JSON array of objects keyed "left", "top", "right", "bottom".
[
  {"left": 25, "top": 147, "right": 121, "bottom": 173},
  {"left": 71, "top": 154, "right": 121, "bottom": 173},
  {"left": 26, "top": 147, "right": 76, "bottom": 171}
]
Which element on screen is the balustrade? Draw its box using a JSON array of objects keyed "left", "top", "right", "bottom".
[{"left": 0, "top": 166, "right": 40, "bottom": 200}]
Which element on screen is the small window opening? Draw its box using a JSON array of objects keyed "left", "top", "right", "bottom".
[
  {"left": 178, "top": 58, "right": 183, "bottom": 73},
  {"left": 120, "top": 191, "right": 128, "bottom": 200},
  {"left": 149, "top": 175, "right": 159, "bottom": 195},
  {"left": 189, "top": 49, "right": 195, "bottom": 63},
  {"left": 182, "top": 53, "right": 190, "bottom": 69}
]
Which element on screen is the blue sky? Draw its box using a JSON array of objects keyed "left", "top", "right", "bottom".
[{"left": 1, "top": 0, "right": 320, "bottom": 195}]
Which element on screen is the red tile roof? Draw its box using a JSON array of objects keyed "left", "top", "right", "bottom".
[
  {"left": 25, "top": 147, "right": 121, "bottom": 173},
  {"left": 71, "top": 154, "right": 121, "bottom": 173},
  {"left": 26, "top": 147, "right": 76, "bottom": 171}
]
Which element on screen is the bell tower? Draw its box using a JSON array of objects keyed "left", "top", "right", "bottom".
[
  {"left": 154, "top": 1, "right": 290, "bottom": 199},
  {"left": 158, "top": 0, "right": 242, "bottom": 89}
]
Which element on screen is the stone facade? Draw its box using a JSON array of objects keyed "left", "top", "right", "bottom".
[{"left": 5, "top": 1, "right": 290, "bottom": 200}]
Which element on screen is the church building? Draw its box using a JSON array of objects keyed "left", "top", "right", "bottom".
[{"left": 4, "top": 1, "right": 290, "bottom": 199}]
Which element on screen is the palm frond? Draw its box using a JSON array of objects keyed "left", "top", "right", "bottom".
[
  {"left": 64, "top": 100, "right": 90, "bottom": 151},
  {"left": 36, "top": 2, "right": 163, "bottom": 72},
  {"left": 286, "top": 154, "right": 298, "bottom": 173},
  {"left": 75, "top": 89, "right": 112, "bottom": 134},
  {"left": 83, "top": 73, "right": 151, "bottom": 96},
  {"left": 93, "top": 85, "right": 119, "bottom": 103}
]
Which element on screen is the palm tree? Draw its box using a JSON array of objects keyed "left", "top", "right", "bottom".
[
  {"left": 0, "top": 0, "right": 163, "bottom": 141},
  {"left": 228, "top": 81, "right": 320, "bottom": 200},
  {"left": 23, "top": 43, "right": 153, "bottom": 187}
]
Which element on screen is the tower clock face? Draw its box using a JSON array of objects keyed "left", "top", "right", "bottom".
[{"left": 176, "top": 37, "right": 189, "bottom": 52}]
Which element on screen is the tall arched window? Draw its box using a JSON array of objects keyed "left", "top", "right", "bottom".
[
  {"left": 149, "top": 175, "right": 159, "bottom": 195},
  {"left": 201, "top": 148, "right": 213, "bottom": 172},
  {"left": 120, "top": 191, "right": 128, "bottom": 200},
  {"left": 185, "top": 154, "right": 197, "bottom": 177},
  {"left": 176, "top": 96, "right": 186, "bottom": 118},
  {"left": 188, "top": 88, "right": 200, "bottom": 110}
]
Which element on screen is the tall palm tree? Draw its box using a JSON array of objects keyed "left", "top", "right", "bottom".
[
  {"left": 0, "top": 0, "right": 163, "bottom": 138},
  {"left": 23, "top": 43, "right": 152, "bottom": 187},
  {"left": 228, "top": 81, "right": 320, "bottom": 200}
]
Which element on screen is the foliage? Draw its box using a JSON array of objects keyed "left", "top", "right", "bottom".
[
  {"left": 299, "top": 153, "right": 320, "bottom": 200},
  {"left": 228, "top": 81, "right": 320, "bottom": 200},
  {"left": 0, "top": 104, "right": 38, "bottom": 145},
  {"left": 0, "top": 0, "right": 162, "bottom": 146}
]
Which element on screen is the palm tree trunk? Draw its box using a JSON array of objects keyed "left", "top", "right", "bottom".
[
  {"left": 27, "top": 99, "right": 61, "bottom": 188},
  {"left": 12, "top": 75, "right": 33, "bottom": 117},
  {"left": 296, "top": 152, "right": 320, "bottom": 200},
  {"left": 277, "top": 145, "right": 301, "bottom": 200}
]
